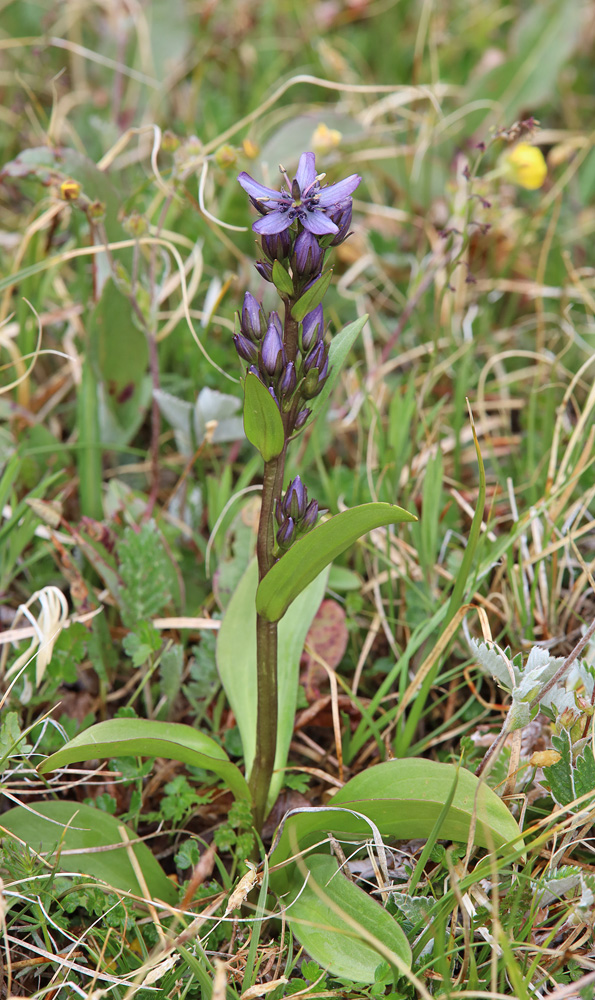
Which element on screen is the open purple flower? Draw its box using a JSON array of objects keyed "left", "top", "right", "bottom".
[{"left": 238, "top": 152, "right": 361, "bottom": 237}]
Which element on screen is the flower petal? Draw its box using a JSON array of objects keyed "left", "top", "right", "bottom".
[
  {"left": 295, "top": 152, "right": 317, "bottom": 192},
  {"left": 316, "top": 174, "right": 361, "bottom": 207},
  {"left": 301, "top": 209, "right": 338, "bottom": 235},
  {"left": 238, "top": 171, "right": 285, "bottom": 204},
  {"left": 253, "top": 212, "right": 294, "bottom": 235}
]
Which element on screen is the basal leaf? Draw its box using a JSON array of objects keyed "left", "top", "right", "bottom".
[
  {"left": 256, "top": 503, "right": 416, "bottom": 622},
  {"left": 1, "top": 801, "right": 177, "bottom": 904},
  {"left": 38, "top": 718, "right": 251, "bottom": 802},
  {"left": 271, "top": 759, "right": 524, "bottom": 883},
  {"left": 217, "top": 559, "right": 328, "bottom": 806},
  {"left": 243, "top": 372, "right": 285, "bottom": 461},
  {"left": 284, "top": 853, "right": 411, "bottom": 983}
]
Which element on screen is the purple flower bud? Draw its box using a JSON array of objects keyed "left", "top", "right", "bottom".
[
  {"left": 269, "top": 311, "right": 283, "bottom": 337},
  {"left": 261, "top": 228, "right": 292, "bottom": 262},
  {"left": 329, "top": 202, "right": 353, "bottom": 246},
  {"left": 294, "top": 407, "right": 311, "bottom": 430},
  {"left": 292, "top": 229, "right": 324, "bottom": 279},
  {"left": 241, "top": 291, "right": 266, "bottom": 341},
  {"left": 233, "top": 333, "right": 259, "bottom": 364},
  {"left": 303, "top": 340, "right": 326, "bottom": 373},
  {"left": 278, "top": 361, "right": 296, "bottom": 399},
  {"left": 301, "top": 499, "right": 319, "bottom": 531},
  {"left": 260, "top": 320, "right": 285, "bottom": 376},
  {"left": 277, "top": 516, "right": 295, "bottom": 551},
  {"left": 255, "top": 260, "right": 273, "bottom": 281},
  {"left": 283, "top": 476, "right": 307, "bottom": 520},
  {"left": 248, "top": 364, "right": 264, "bottom": 382},
  {"left": 268, "top": 385, "right": 280, "bottom": 408},
  {"left": 275, "top": 500, "right": 284, "bottom": 526},
  {"left": 301, "top": 306, "right": 324, "bottom": 351}
]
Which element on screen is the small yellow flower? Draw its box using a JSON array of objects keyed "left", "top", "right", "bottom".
[
  {"left": 502, "top": 143, "right": 547, "bottom": 190},
  {"left": 242, "top": 138, "right": 259, "bottom": 159},
  {"left": 59, "top": 178, "right": 81, "bottom": 201},
  {"left": 311, "top": 122, "right": 342, "bottom": 157},
  {"left": 214, "top": 143, "right": 238, "bottom": 169}
]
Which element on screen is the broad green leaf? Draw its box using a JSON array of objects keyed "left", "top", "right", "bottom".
[
  {"left": 243, "top": 372, "right": 285, "bottom": 461},
  {"left": 256, "top": 503, "right": 416, "bottom": 622},
  {"left": 272, "top": 259, "right": 294, "bottom": 296},
  {"left": 291, "top": 270, "right": 333, "bottom": 322},
  {"left": 1, "top": 801, "right": 177, "bottom": 904},
  {"left": 217, "top": 559, "right": 328, "bottom": 806},
  {"left": 38, "top": 718, "right": 251, "bottom": 802},
  {"left": 284, "top": 854, "right": 411, "bottom": 983},
  {"left": 88, "top": 281, "right": 149, "bottom": 399},
  {"left": 271, "top": 759, "right": 524, "bottom": 882},
  {"left": 309, "top": 315, "right": 368, "bottom": 419}
]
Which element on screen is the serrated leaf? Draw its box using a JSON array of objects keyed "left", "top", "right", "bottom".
[
  {"left": 271, "top": 759, "right": 524, "bottom": 882},
  {"left": 243, "top": 372, "right": 285, "bottom": 461},
  {"left": 37, "top": 718, "right": 251, "bottom": 802},
  {"left": 284, "top": 854, "right": 411, "bottom": 983},
  {"left": 1, "top": 801, "right": 177, "bottom": 904},
  {"left": 217, "top": 559, "right": 328, "bottom": 805},
  {"left": 272, "top": 259, "right": 294, "bottom": 296},
  {"left": 256, "top": 503, "right": 416, "bottom": 622},
  {"left": 291, "top": 270, "right": 333, "bottom": 322},
  {"left": 545, "top": 731, "right": 595, "bottom": 807}
]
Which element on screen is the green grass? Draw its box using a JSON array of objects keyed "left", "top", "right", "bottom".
[{"left": 1, "top": 0, "right": 595, "bottom": 996}]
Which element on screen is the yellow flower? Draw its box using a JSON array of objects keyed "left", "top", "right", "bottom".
[
  {"left": 502, "top": 143, "right": 547, "bottom": 190},
  {"left": 59, "top": 178, "right": 81, "bottom": 201},
  {"left": 311, "top": 122, "right": 342, "bottom": 156}
]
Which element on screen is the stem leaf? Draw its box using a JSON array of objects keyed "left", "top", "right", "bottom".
[
  {"left": 272, "top": 259, "right": 294, "bottom": 296},
  {"left": 243, "top": 372, "right": 285, "bottom": 461},
  {"left": 291, "top": 269, "right": 333, "bottom": 322},
  {"left": 256, "top": 502, "right": 417, "bottom": 622}
]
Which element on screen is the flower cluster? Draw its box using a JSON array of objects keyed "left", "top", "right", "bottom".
[
  {"left": 233, "top": 293, "right": 328, "bottom": 430},
  {"left": 233, "top": 152, "right": 359, "bottom": 431},
  {"left": 239, "top": 152, "right": 360, "bottom": 288},
  {"left": 275, "top": 475, "right": 320, "bottom": 552}
]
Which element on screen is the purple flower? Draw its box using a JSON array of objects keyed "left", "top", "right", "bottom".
[
  {"left": 329, "top": 202, "right": 353, "bottom": 246},
  {"left": 238, "top": 152, "right": 361, "bottom": 237},
  {"left": 261, "top": 229, "right": 292, "bottom": 262},
  {"left": 283, "top": 476, "right": 307, "bottom": 520},
  {"left": 292, "top": 229, "right": 324, "bottom": 279},
  {"left": 301, "top": 499, "right": 319, "bottom": 531},
  {"left": 301, "top": 305, "right": 324, "bottom": 351},
  {"left": 260, "top": 318, "right": 286, "bottom": 376},
  {"left": 294, "top": 407, "right": 311, "bottom": 430},
  {"left": 303, "top": 340, "right": 326, "bottom": 373},
  {"left": 277, "top": 516, "right": 295, "bottom": 550},
  {"left": 233, "top": 333, "right": 258, "bottom": 364},
  {"left": 279, "top": 360, "right": 296, "bottom": 399},
  {"left": 241, "top": 291, "right": 266, "bottom": 341}
]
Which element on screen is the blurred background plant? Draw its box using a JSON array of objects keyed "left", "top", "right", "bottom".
[{"left": 1, "top": 0, "right": 595, "bottom": 995}]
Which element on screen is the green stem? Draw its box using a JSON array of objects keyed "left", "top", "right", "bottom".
[
  {"left": 249, "top": 452, "right": 284, "bottom": 831},
  {"left": 249, "top": 296, "right": 298, "bottom": 831}
]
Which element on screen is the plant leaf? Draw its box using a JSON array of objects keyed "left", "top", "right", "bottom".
[
  {"left": 243, "top": 372, "right": 285, "bottom": 461},
  {"left": 217, "top": 559, "right": 328, "bottom": 806},
  {"left": 283, "top": 853, "right": 411, "bottom": 983},
  {"left": 38, "top": 718, "right": 251, "bottom": 802},
  {"left": 256, "top": 503, "right": 417, "bottom": 622},
  {"left": 271, "top": 759, "right": 524, "bottom": 880},
  {"left": 309, "top": 315, "right": 368, "bottom": 419},
  {"left": 1, "top": 801, "right": 177, "bottom": 903},
  {"left": 272, "top": 260, "right": 294, "bottom": 297},
  {"left": 291, "top": 270, "right": 333, "bottom": 322}
]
